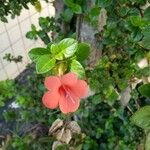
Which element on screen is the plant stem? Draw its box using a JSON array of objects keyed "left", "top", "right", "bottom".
[
  {"left": 127, "top": 105, "right": 134, "bottom": 115},
  {"left": 134, "top": 99, "right": 140, "bottom": 110}
]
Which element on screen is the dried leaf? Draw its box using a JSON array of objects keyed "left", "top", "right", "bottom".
[
  {"left": 55, "top": 128, "right": 65, "bottom": 141},
  {"left": 55, "top": 128, "right": 72, "bottom": 144},
  {"left": 49, "top": 119, "right": 63, "bottom": 135},
  {"left": 67, "top": 121, "right": 81, "bottom": 134},
  {"left": 0, "top": 134, "right": 11, "bottom": 150},
  {"left": 49, "top": 119, "right": 81, "bottom": 145},
  {"left": 61, "top": 129, "right": 72, "bottom": 144},
  {"left": 130, "top": 78, "right": 142, "bottom": 89}
]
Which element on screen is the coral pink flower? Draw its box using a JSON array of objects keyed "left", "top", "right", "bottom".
[{"left": 42, "top": 72, "right": 88, "bottom": 114}]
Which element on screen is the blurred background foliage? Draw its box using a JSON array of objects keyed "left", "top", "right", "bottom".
[
  {"left": 0, "top": 66, "right": 145, "bottom": 149},
  {"left": 0, "top": 0, "right": 150, "bottom": 149}
]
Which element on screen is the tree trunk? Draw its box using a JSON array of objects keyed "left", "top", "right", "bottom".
[
  {"left": 54, "top": 0, "right": 102, "bottom": 66},
  {"left": 76, "top": 1, "right": 102, "bottom": 67}
]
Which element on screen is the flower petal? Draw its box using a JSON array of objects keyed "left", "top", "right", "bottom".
[
  {"left": 71, "top": 80, "right": 88, "bottom": 98},
  {"left": 42, "top": 91, "right": 60, "bottom": 109},
  {"left": 59, "top": 89, "right": 80, "bottom": 114},
  {"left": 61, "top": 72, "right": 77, "bottom": 87},
  {"left": 44, "top": 76, "right": 61, "bottom": 91}
]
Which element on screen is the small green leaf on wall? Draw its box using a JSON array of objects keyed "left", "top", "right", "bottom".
[
  {"left": 26, "top": 24, "right": 37, "bottom": 40},
  {"left": 28, "top": 47, "right": 50, "bottom": 62},
  {"left": 76, "top": 42, "right": 90, "bottom": 62},
  {"left": 70, "top": 60, "right": 85, "bottom": 79},
  {"left": 1, "top": 16, "right": 8, "bottom": 23},
  {"left": 34, "top": 0, "right": 42, "bottom": 12},
  {"left": 138, "top": 83, "right": 150, "bottom": 98},
  {"left": 36, "top": 55, "right": 56, "bottom": 74},
  {"left": 51, "top": 38, "right": 78, "bottom": 60},
  {"left": 131, "top": 106, "right": 150, "bottom": 130}
]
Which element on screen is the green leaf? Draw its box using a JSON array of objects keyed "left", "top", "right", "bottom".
[
  {"left": 130, "top": 16, "right": 142, "bottom": 27},
  {"left": 142, "top": 26, "right": 150, "bottom": 49},
  {"left": 117, "top": 6, "right": 129, "bottom": 17},
  {"left": 144, "top": 7, "right": 150, "bottom": 22},
  {"left": 131, "top": 29, "right": 143, "bottom": 42},
  {"left": 37, "top": 30, "right": 51, "bottom": 45},
  {"left": 51, "top": 44, "right": 59, "bottom": 55},
  {"left": 138, "top": 66, "right": 150, "bottom": 77},
  {"left": 105, "top": 85, "right": 119, "bottom": 106},
  {"left": 61, "top": 8, "right": 73, "bottom": 23},
  {"left": 70, "top": 60, "right": 85, "bottom": 79},
  {"left": 3, "top": 110, "right": 16, "bottom": 121},
  {"left": 63, "top": 0, "right": 82, "bottom": 14},
  {"left": 138, "top": 84, "right": 150, "bottom": 98},
  {"left": 98, "top": 0, "right": 112, "bottom": 7},
  {"left": 47, "top": 43, "right": 52, "bottom": 51},
  {"left": 117, "top": 0, "right": 128, "bottom": 5},
  {"left": 39, "top": 17, "right": 50, "bottom": 31},
  {"left": 26, "top": 31, "right": 37, "bottom": 40},
  {"left": 28, "top": 47, "right": 50, "bottom": 62},
  {"left": 63, "top": 0, "right": 72, "bottom": 6},
  {"left": 0, "top": 99, "right": 5, "bottom": 107},
  {"left": 131, "top": 106, "right": 150, "bottom": 130},
  {"left": 71, "top": 4, "right": 82, "bottom": 14},
  {"left": 51, "top": 38, "right": 78, "bottom": 60},
  {"left": 1, "top": 16, "right": 8, "bottom": 23},
  {"left": 36, "top": 55, "right": 56, "bottom": 74},
  {"left": 76, "top": 42, "right": 90, "bottom": 61},
  {"left": 91, "top": 6, "right": 100, "bottom": 16},
  {"left": 92, "top": 94, "right": 101, "bottom": 105},
  {"left": 145, "top": 132, "right": 150, "bottom": 150}
]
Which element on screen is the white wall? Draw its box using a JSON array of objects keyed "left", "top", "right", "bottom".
[{"left": 0, "top": 0, "right": 55, "bottom": 80}]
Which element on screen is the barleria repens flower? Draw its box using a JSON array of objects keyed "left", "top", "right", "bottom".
[{"left": 42, "top": 72, "right": 88, "bottom": 114}]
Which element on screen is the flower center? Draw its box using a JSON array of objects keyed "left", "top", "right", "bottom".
[{"left": 60, "top": 85, "right": 75, "bottom": 104}]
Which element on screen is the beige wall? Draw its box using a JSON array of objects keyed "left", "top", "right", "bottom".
[{"left": 0, "top": 0, "right": 55, "bottom": 80}]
